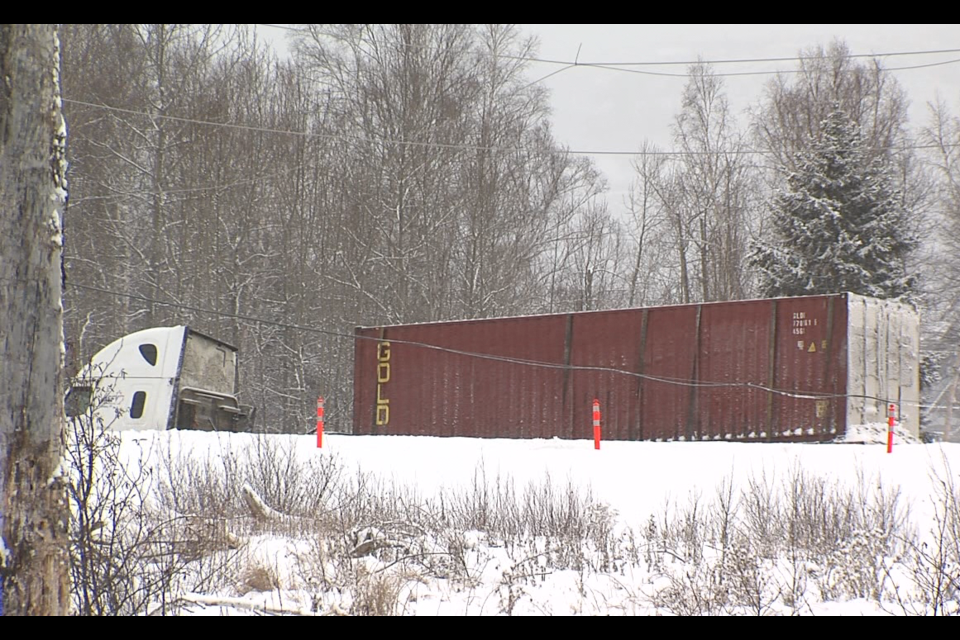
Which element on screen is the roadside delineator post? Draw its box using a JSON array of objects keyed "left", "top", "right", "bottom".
[
  {"left": 317, "top": 396, "right": 325, "bottom": 449},
  {"left": 593, "top": 399, "right": 601, "bottom": 450},
  {"left": 887, "top": 403, "right": 897, "bottom": 454}
]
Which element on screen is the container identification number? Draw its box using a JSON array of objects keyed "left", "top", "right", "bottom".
[{"left": 792, "top": 311, "right": 818, "bottom": 335}]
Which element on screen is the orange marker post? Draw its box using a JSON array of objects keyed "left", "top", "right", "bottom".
[
  {"left": 887, "top": 403, "right": 896, "bottom": 454},
  {"left": 593, "top": 399, "right": 601, "bottom": 450},
  {"left": 317, "top": 396, "right": 325, "bottom": 449}
]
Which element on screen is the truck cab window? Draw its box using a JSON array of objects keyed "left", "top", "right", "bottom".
[
  {"left": 139, "top": 344, "right": 158, "bottom": 366},
  {"left": 130, "top": 391, "right": 146, "bottom": 419}
]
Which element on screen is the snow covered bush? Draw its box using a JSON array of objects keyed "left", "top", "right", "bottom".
[
  {"left": 646, "top": 465, "right": 909, "bottom": 615},
  {"left": 60, "top": 428, "right": 960, "bottom": 616},
  {"left": 64, "top": 385, "right": 209, "bottom": 615}
]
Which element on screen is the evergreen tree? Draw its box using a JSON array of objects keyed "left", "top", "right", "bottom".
[{"left": 752, "top": 108, "right": 918, "bottom": 304}]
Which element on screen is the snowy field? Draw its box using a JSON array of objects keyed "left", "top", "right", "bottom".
[{"left": 88, "top": 427, "right": 960, "bottom": 616}]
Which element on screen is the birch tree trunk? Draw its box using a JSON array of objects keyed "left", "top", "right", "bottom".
[{"left": 0, "top": 24, "right": 71, "bottom": 616}]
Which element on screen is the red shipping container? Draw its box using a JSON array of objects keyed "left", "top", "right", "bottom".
[{"left": 353, "top": 293, "right": 919, "bottom": 442}]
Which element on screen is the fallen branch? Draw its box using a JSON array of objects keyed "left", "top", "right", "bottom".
[
  {"left": 180, "top": 592, "right": 321, "bottom": 616},
  {"left": 241, "top": 483, "right": 290, "bottom": 522}
]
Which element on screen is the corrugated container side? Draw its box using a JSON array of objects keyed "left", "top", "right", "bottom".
[
  {"left": 695, "top": 299, "right": 773, "bottom": 441},
  {"left": 638, "top": 304, "right": 699, "bottom": 440},
  {"left": 771, "top": 296, "right": 848, "bottom": 441},
  {"left": 353, "top": 293, "right": 917, "bottom": 442},
  {"left": 567, "top": 308, "right": 646, "bottom": 440},
  {"left": 354, "top": 315, "right": 568, "bottom": 438}
]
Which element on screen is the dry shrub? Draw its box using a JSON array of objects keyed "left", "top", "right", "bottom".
[
  {"left": 238, "top": 562, "right": 281, "bottom": 595},
  {"left": 350, "top": 569, "right": 402, "bottom": 616},
  {"left": 646, "top": 464, "right": 910, "bottom": 615}
]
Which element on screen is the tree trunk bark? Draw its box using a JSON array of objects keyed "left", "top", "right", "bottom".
[{"left": 0, "top": 24, "right": 71, "bottom": 616}]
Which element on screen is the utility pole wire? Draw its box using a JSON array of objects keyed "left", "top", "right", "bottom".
[{"left": 62, "top": 99, "right": 960, "bottom": 159}]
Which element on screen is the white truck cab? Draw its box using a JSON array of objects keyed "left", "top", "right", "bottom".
[{"left": 66, "top": 326, "right": 254, "bottom": 432}]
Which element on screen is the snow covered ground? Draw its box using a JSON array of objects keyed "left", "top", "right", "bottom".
[{"left": 96, "top": 424, "right": 960, "bottom": 616}]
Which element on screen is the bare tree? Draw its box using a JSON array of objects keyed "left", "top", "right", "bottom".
[
  {"left": 59, "top": 24, "right": 239, "bottom": 354},
  {"left": 627, "top": 65, "right": 756, "bottom": 307},
  {"left": 752, "top": 39, "right": 910, "bottom": 174},
  {"left": 923, "top": 99, "right": 960, "bottom": 319},
  {"left": 919, "top": 98, "right": 960, "bottom": 440},
  {"left": 563, "top": 200, "right": 629, "bottom": 311},
  {"left": 293, "top": 24, "right": 608, "bottom": 323},
  {"left": 0, "top": 24, "right": 71, "bottom": 615},
  {"left": 294, "top": 24, "right": 477, "bottom": 325},
  {"left": 670, "top": 63, "right": 755, "bottom": 302},
  {"left": 625, "top": 144, "right": 672, "bottom": 307}
]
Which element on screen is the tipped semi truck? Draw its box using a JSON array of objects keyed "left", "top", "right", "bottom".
[{"left": 66, "top": 326, "right": 254, "bottom": 432}]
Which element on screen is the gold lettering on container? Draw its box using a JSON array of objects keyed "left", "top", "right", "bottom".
[{"left": 376, "top": 341, "right": 391, "bottom": 426}]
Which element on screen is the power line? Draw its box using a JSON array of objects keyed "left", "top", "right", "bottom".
[
  {"left": 66, "top": 280, "right": 919, "bottom": 408},
  {"left": 558, "top": 47, "right": 960, "bottom": 68},
  {"left": 62, "top": 98, "right": 960, "bottom": 159},
  {"left": 581, "top": 57, "right": 960, "bottom": 79},
  {"left": 63, "top": 98, "right": 562, "bottom": 155},
  {"left": 61, "top": 26, "right": 960, "bottom": 165},
  {"left": 260, "top": 24, "right": 960, "bottom": 74}
]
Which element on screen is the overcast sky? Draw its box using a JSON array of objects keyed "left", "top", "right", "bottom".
[
  {"left": 523, "top": 24, "right": 960, "bottom": 207},
  {"left": 261, "top": 24, "right": 960, "bottom": 213}
]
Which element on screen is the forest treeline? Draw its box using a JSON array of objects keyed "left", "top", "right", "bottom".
[{"left": 59, "top": 25, "right": 960, "bottom": 433}]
